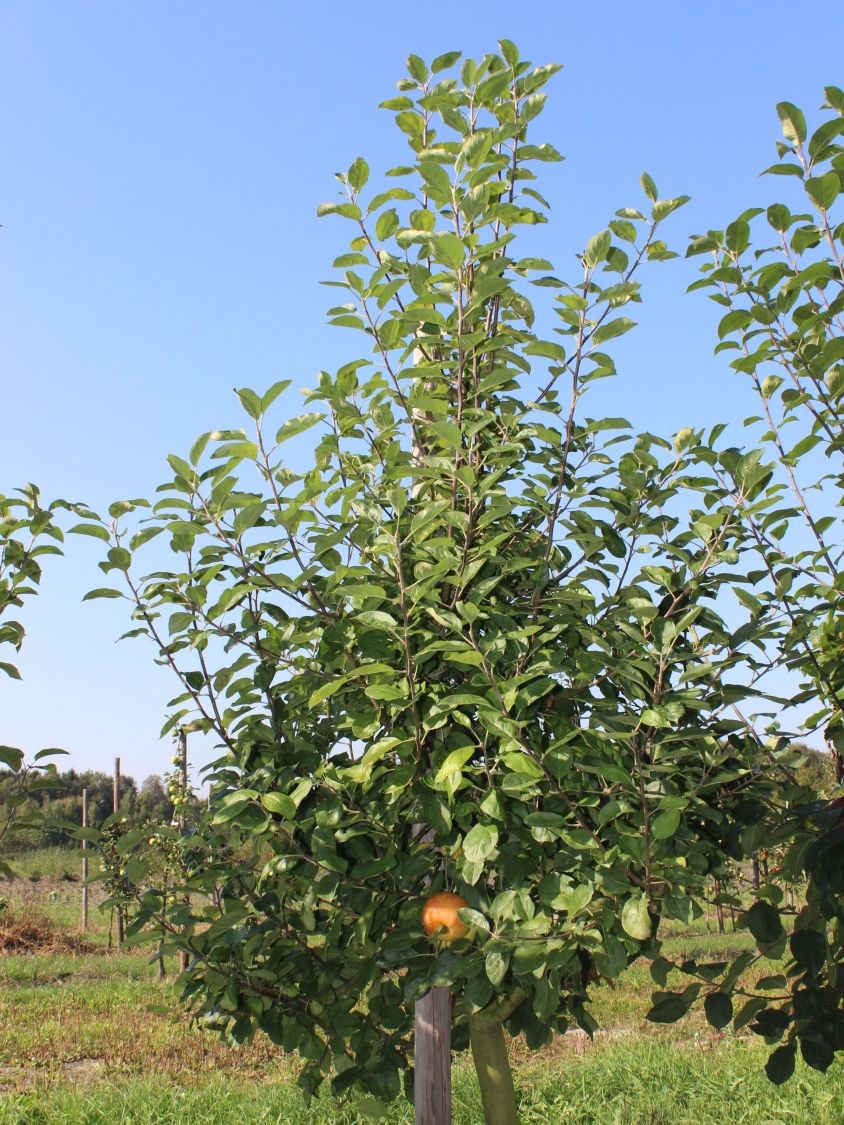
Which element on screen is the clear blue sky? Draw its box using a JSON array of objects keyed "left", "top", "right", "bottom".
[{"left": 2, "top": 0, "right": 841, "bottom": 786}]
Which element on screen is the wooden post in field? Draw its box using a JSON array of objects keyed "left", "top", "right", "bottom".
[
  {"left": 752, "top": 853, "right": 760, "bottom": 891},
  {"left": 415, "top": 987, "right": 452, "bottom": 1125},
  {"left": 714, "top": 877, "right": 725, "bottom": 935},
  {"left": 81, "top": 788, "right": 89, "bottom": 930},
  {"left": 178, "top": 728, "right": 189, "bottom": 974},
  {"left": 113, "top": 756, "right": 124, "bottom": 946}
]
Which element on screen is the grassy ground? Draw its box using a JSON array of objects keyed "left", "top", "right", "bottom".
[{"left": 2, "top": 849, "right": 843, "bottom": 1123}]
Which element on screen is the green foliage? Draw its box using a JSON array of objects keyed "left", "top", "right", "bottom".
[
  {"left": 0, "top": 485, "right": 93, "bottom": 868},
  {"left": 0, "top": 769, "right": 193, "bottom": 850},
  {"left": 647, "top": 795, "right": 844, "bottom": 1084},
  {"left": 687, "top": 87, "right": 844, "bottom": 761},
  {"left": 0, "top": 485, "right": 87, "bottom": 682},
  {"left": 82, "top": 46, "right": 787, "bottom": 1105},
  {"left": 650, "top": 88, "right": 844, "bottom": 1083}
]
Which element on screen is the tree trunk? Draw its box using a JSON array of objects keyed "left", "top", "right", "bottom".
[{"left": 468, "top": 1013, "right": 519, "bottom": 1125}]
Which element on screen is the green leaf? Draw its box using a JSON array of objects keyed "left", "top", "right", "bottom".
[
  {"left": 805, "top": 172, "right": 839, "bottom": 210},
  {"left": 704, "top": 991, "right": 733, "bottom": 1029},
  {"left": 776, "top": 101, "right": 807, "bottom": 144},
  {"left": 725, "top": 220, "right": 750, "bottom": 254},
  {"left": 276, "top": 413, "right": 324, "bottom": 443},
  {"left": 462, "top": 823, "right": 498, "bottom": 864},
  {"left": 348, "top": 157, "right": 369, "bottom": 192},
  {"left": 406, "top": 54, "right": 428, "bottom": 83},
  {"left": 420, "top": 160, "right": 452, "bottom": 200},
  {"left": 584, "top": 230, "right": 611, "bottom": 267},
  {"left": 647, "top": 992, "right": 687, "bottom": 1023},
  {"left": 621, "top": 894, "right": 652, "bottom": 940},
  {"left": 499, "top": 39, "right": 519, "bottom": 67},
  {"left": 641, "top": 172, "right": 658, "bottom": 201},
  {"left": 744, "top": 900, "right": 784, "bottom": 945},
  {"left": 0, "top": 746, "right": 24, "bottom": 770},
  {"left": 432, "top": 51, "right": 461, "bottom": 74},
  {"left": 356, "top": 610, "right": 397, "bottom": 631},
  {"left": 260, "top": 380, "right": 291, "bottom": 412},
  {"left": 765, "top": 1043, "right": 796, "bottom": 1085},
  {"left": 434, "top": 745, "right": 476, "bottom": 783},
  {"left": 70, "top": 523, "right": 110, "bottom": 542},
  {"left": 593, "top": 318, "right": 635, "bottom": 346},
  {"left": 485, "top": 944, "right": 509, "bottom": 985},
  {"left": 432, "top": 233, "right": 465, "bottom": 271},
  {"left": 376, "top": 209, "right": 399, "bottom": 241},
  {"left": 308, "top": 677, "right": 349, "bottom": 708},
  {"left": 650, "top": 808, "right": 681, "bottom": 839},
  {"left": 262, "top": 793, "right": 296, "bottom": 819},
  {"left": 235, "top": 387, "right": 262, "bottom": 419},
  {"left": 82, "top": 588, "right": 124, "bottom": 601},
  {"left": 790, "top": 929, "right": 826, "bottom": 977}
]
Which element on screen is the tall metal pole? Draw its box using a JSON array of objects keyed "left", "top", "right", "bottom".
[
  {"left": 178, "top": 728, "right": 189, "bottom": 974},
  {"left": 113, "top": 756, "right": 124, "bottom": 946},
  {"left": 81, "top": 788, "right": 89, "bottom": 931}
]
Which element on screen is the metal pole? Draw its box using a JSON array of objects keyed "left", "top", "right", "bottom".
[
  {"left": 113, "top": 756, "right": 124, "bottom": 946},
  {"left": 81, "top": 788, "right": 89, "bottom": 930}
]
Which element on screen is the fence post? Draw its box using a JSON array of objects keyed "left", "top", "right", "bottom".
[
  {"left": 81, "top": 787, "right": 89, "bottom": 930},
  {"left": 113, "top": 756, "right": 124, "bottom": 946},
  {"left": 178, "top": 728, "right": 189, "bottom": 974},
  {"left": 415, "top": 987, "right": 452, "bottom": 1125}
]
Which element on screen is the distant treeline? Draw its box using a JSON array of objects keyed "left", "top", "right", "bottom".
[{"left": 0, "top": 768, "right": 204, "bottom": 849}]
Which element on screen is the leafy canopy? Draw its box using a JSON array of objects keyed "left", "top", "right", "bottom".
[{"left": 86, "top": 44, "right": 787, "bottom": 1103}]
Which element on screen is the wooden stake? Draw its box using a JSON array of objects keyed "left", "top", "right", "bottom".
[
  {"left": 178, "top": 728, "right": 189, "bottom": 974},
  {"left": 81, "top": 788, "right": 89, "bottom": 931},
  {"left": 415, "top": 987, "right": 452, "bottom": 1125},
  {"left": 113, "top": 756, "right": 124, "bottom": 946}
]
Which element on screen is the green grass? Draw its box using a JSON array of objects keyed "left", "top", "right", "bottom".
[
  {"left": 0, "top": 1043, "right": 842, "bottom": 1124},
  {"left": 2, "top": 853, "right": 840, "bottom": 1123},
  {"left": 4, "top": 847, "right": 96, "bottom": 882},
  {"left": 2, "top": 847, "right": 110, "bottom": 939}
]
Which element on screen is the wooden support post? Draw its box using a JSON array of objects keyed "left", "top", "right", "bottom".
[
  {"left": 415, "top": 987, "right": 452, "bottom": 1125},
  {"left": 714, "top": 877, "right": 725, "bottom": 935},
  {"left": 178, "top": 728, "right": 189, "bottom": 974},
  {"left": 113, "top": 756, "right": 124, "bottom": 946},
  {"left": 752, "top": 854, "right": 760, "bottom": 891},
  {"left": 81, "top": 788, "right": 89, "bottom": 931}
]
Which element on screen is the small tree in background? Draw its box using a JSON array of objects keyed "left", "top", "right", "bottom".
[
  {"left": 0, "top": 485, "right": 85, "bottom": 874},
  {"left": 84, "top": 45, "right": 795, "bottom": 1120}
]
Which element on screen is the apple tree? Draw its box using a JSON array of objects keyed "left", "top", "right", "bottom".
[
  {"left": 649, "top": 88, "right": 844, "bottom": 1085},
  {"left": 86, "top": 45, "right": 788, "bottom": 1120},
  {"left": 0, "top": 485, "right": 87, "bottom": 873}
]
